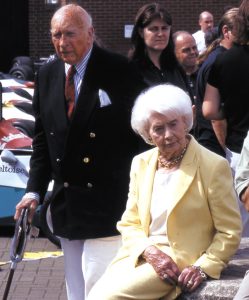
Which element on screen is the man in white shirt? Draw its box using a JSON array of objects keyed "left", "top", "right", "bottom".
[{"left": 193, "top": 11, "right": 214, "bottom": 54}]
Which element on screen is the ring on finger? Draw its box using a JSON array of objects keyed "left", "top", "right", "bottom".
[
  {"left": 163, "top": 274, "right": 168, "bottom": 280},
  {"left": 187, "top": 280, "right": 193, "bottom": 286}
]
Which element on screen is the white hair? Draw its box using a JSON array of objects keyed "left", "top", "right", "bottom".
[{"left": 131, "top": 84, "right": 193, "bottom": 144}]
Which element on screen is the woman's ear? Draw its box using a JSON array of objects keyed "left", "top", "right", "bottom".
[{"left": 222, "top": 25, "right": 229, "bottom": 39}]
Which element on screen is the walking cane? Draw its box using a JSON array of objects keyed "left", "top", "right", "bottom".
[{"left": 2, "top": 208, "right": 31, "bottom": 300}]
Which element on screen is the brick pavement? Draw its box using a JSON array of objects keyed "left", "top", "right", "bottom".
[{"left": 0, "top": 237, "right": 67, "bottom": 300}]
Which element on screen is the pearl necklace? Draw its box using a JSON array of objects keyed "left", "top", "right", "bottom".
[{"left": 158, "top": 145, "right": 187, "bottom": 169}]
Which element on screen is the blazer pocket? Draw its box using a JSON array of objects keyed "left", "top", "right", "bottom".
[{"left": 98, "top": 89, "right": 112, "bottom": 107}]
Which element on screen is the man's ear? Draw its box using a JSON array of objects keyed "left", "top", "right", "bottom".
[
  {"left": 87, "top": 26, "right": 94, "bottom": 44},
  {"left": 89, "top": 26, "right": 94, "bottom": 38}
]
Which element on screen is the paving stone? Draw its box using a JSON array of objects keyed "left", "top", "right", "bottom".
[
  {"left": 0, "top": 237, "right": 66, "bottom": 300},
  {"left": 2, "top": 236, "right": 247, "bottom": 299},
  {"left": 178, "top": 238, "right": 249, "bottom": 300}
]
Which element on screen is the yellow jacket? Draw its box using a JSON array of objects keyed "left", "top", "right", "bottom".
[{"left": 114, "top": 136, "right": 242, "bottom": 279}]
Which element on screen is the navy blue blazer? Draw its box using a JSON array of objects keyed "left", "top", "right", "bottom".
[{"left": 27, "top": 44, "right": 146, "bottom": 239}]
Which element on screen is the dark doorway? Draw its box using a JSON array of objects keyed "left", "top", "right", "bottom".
[{"left": 0, "top": 0, "right": 29, "bottom": 73}]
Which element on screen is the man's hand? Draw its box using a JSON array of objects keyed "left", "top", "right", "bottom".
[
  {"left": 142, "top": 245, "right": 180, "bottom": 285},
  {"left": 241, "top": 186, "right": 249, "bottom": 211},
  {"left": 14, "top": 197, "right": 38, "bottom": 223}
]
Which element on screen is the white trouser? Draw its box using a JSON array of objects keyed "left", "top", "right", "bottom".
[
  {"left": 226, "top": 148, "right": 249, "bottom": 237},
  {"left": 60, "top": 235, "right": 122, "bottom": 300}
]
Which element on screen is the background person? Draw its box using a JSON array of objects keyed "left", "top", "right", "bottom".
[
  {"left": 14, "top": 4, "right": 145, "bottom": 300},
  {"left": 234, "top": 131, "right": 249, "bottom": 299},
  {"left": 195, "top": 7, "right": 238, "bottom": 157},
  {"left": 203, "top": 0, "right": 249, "bottom": 161},
  {"left": 87, "top": 84, "right": 242, "bottom": 300},
  {"left": 193, "top": 11, "right": 214, "bottom": 54},
  {"left": 128, "top": 3, "right": 189, "bottom": 93},
  {"left": 173, "top": 30, "right": 199, "bottom": 103},
  {"left": 203, "top": 0, "right": 249, "bottom": 236},
  {"left": 235, "top": 131, "right": 249, "bottom": 212}
]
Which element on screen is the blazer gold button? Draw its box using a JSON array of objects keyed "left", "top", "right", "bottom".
[
  {"left": 64, "top": 182, "right": 69, "bottom": 188},
  {"left": 83, "top": 157, "right": 90, "bottom": 163},
  {"left": 89, "top": 132, "right": 96, "bottom": 138},
  {"left": 87, "top": 182, "right": 93, "bottom": 188}
]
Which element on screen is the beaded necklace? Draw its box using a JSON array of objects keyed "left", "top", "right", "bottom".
[{"left": 158, "top": 145, "right": 187, "bottom": 169}]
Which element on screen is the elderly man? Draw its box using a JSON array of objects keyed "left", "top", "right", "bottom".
[
  {"left": 173, "top": 31, "right": 199, "bottom": 102},
  {"left": 14, "top": 4, "right": 145, "bottom": 300},
  {"left": 193, "top": 11, "right": 214, "bottom": 53}
]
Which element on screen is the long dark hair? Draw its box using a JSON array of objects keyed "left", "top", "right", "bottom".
[
  {"left": 233, "top": 0, "right": 249, "bottom": 44},
  {"left": 128, "top": 3, "right": 177, "bottom": 69}
]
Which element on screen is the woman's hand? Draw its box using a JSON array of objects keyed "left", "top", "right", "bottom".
[
  {"left": 178, "top": 266, "right": 206, "bottom": 292},
  {"left": 142, "top": 245, "right": 180, "bottom": 285}
]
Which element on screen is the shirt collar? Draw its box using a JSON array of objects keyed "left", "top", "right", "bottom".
[{"left": 65, "top": 46, "right": 93, "bottom": 77}]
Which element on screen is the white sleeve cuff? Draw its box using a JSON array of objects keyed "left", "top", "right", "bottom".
[{"left": 23, "top": 192, "right": 40, "bottom": 204}]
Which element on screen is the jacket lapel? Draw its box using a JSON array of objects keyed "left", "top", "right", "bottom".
[
  {"left": 48, "top": 60, "right": 68, "bottom": 132},
  {"left": 166, "top": 137, "right": 198, "bottom": 217},
  {"left": 139, "top": 149, "right": 158, "bottom": 234},
  {"left": 64, "top": 47, "right": 100, "bottom": 151},
  {"left": 139, "top": 138, "right": 199, "bottom": 228}
]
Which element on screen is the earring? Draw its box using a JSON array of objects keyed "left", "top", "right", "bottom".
[{"left": 148, "top": 136, "right": 154, "bottom": 145}]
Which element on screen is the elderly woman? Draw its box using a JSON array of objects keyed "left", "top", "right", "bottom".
[{"left": 87, "top": 84, "right": 242, "bottom": 300}]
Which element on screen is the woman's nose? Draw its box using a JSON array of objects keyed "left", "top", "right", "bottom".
[{"left": 164, "top": 129, "right": 172, "bottom": 139}]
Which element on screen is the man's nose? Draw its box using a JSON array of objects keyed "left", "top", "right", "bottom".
[{"left": 59, "top": 34, "right": 68, "bottom": 45}]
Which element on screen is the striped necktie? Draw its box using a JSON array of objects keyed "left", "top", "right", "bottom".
[{"left": 65, "top": 65, "right": 76, "bottom": 118}]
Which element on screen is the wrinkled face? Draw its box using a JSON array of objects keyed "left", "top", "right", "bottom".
[
  {"left": 148, "top": 112, "right": 187, "bottom": 157},
  {"left": 51, "top": 14, "right": 93, "bottom": 65},
  {"left": 199, "top": 14, "right": 214, "bottom": 32},
  {"left": 140, "top": 18, "right": 171, "bottom": 53},
  {"left": 174, "top": 35, "right": 199, "bottom": 69}
]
